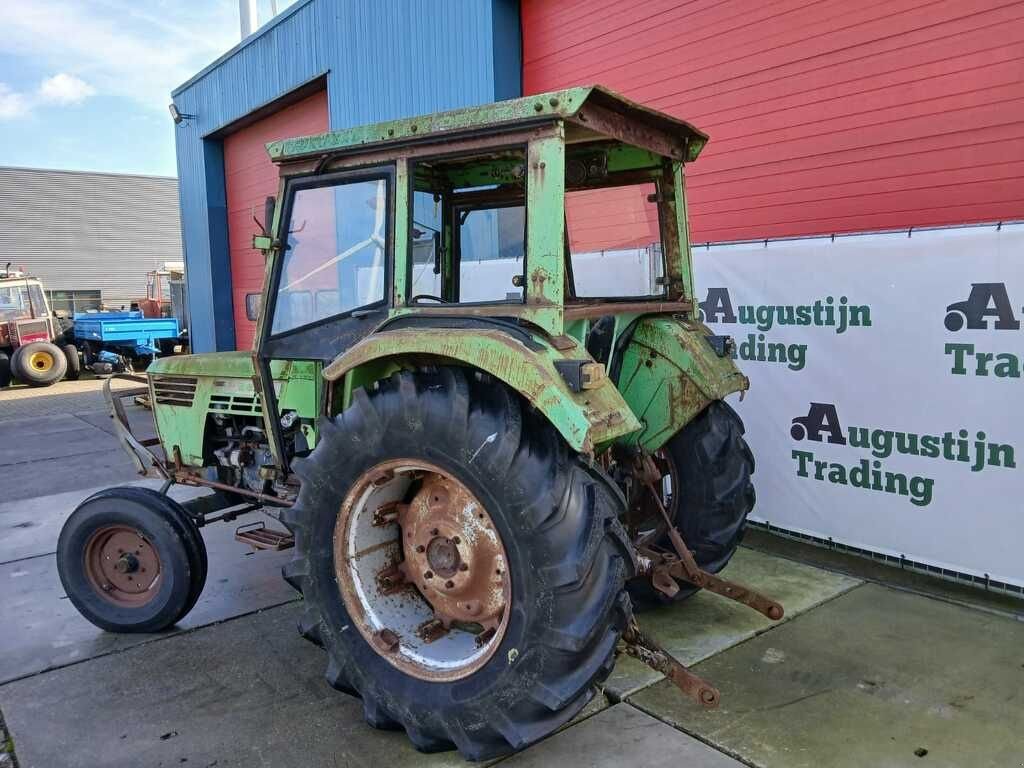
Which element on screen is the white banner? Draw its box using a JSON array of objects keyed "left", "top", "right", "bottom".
[{"left": 693, "top": 222, "right": 1024, "bottom": 588}]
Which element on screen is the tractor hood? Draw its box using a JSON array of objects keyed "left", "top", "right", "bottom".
[{"left": 147, "top": 351, "right": 316, "bottom": 381}]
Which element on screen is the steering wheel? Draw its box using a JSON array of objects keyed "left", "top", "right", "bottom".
[{"left": 410, "top": 294, "right": 449, "bottom": 304}]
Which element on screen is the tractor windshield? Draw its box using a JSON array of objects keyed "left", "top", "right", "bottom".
[
  {"left": 271, "top": 175, "right": 388, "bottom": 335},
  {"left": 565, "top": 182, "right": 665, "bottom": 299},
  {"left": 0, "top": 280, "right": 48, "bottom": 322}
]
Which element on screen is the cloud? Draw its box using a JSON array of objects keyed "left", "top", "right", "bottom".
[
  {"left": 38, "top": 73, "right": 96, "bottom": 105},
  {"left": 0, "top": 0, "right": 296, "bottom": 114},
  {"left": 0, "top": 73, "right": 96, "bottom": 121},
  {"left": 0, "top": 83, "right": 30, "bottom": 120}
]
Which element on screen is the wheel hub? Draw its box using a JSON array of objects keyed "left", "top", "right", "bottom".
[
  {"left": 28, "top": 351, "right": 53, "bottom": 373},
  {"left": 396, "top": 475, "right": 507, "bottom": 632},
  {"left": 334, "top": 460, "right": 511, "bottom": 681},
  {"left": 83, "top": 525, "right": 161, "bottom": 607}
]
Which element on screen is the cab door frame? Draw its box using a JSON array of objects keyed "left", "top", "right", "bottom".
[{"left": 253, "top": 163, "right": 396, "bottom": 471}]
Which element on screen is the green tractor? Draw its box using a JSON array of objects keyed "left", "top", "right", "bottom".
[{"left": 57, "top": 86, "right": 781, "bottom": 760}]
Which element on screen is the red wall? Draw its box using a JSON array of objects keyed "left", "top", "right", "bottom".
[
  {"left": 223, "top": 90, "right": 329, "bottom": 350},
  {"left": 522, "top": 0, "right": 1024, "bottom": 243}
]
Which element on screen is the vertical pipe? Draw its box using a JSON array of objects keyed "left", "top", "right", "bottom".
[{"left": 239, "top": 0, "right": 258, "bottom": 38}]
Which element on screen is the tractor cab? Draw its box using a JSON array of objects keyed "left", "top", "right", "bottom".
[{"left": 0, "top": 270, "right": 56, "bottom": 348}]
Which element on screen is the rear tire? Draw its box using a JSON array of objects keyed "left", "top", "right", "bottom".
[
  {"left": 63, "top": 343, "right": 81, "bottom": 380},
  {"left": 12, "top": 340, "right": 67, "bottom": 386},
  {"left": 281, "top": 368, "right": 634, "bottom": 760},
  {"left": 628, "top": 400, "right": 755, "bottom": 606},
  {"left": 57, "top": 487, "right": 207, "bottom": 632}
]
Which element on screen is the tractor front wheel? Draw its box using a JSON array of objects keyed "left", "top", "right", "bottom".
[
  {"left": 57, "top": 487, "right": 207, "bottom": 632},
  {"left": 281, "top": 368, "right": 633, "bottom": 760},
  {"left": 12, "top": 341, "right": 67, "bottom": 386},
  {"left": 0, "top": 352, "right": 10, "bottom": 387}
]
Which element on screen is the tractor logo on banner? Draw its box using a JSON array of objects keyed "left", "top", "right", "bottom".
[{"left": 943, "top": 283, "right": 1023, "bottom": 379}]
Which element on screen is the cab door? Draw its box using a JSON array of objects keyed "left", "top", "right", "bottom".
[{"left": 255, "top": 165, "right": 394, "bottom": 470}]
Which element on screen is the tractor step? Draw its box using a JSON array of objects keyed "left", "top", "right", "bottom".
[{"left": 235, "top": 521, "right": 294, "bottom": 551}]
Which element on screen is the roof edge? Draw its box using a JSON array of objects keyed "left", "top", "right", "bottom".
[
  {"left": 266, "top": 85, "right": 709, "bottom": 164},
  {"left": 172, "top": 0, "right": 316, "bottom": 98}
]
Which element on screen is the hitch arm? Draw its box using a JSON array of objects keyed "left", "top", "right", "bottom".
[
  {"left": 643, "top": 480, "right": 784, "bottom": 622},
  {"left": 621, "top": 620, "right": 720, "bottom": 708}
]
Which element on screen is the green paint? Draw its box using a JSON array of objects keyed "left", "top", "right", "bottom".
[
  {"left": 616, "top": 317, "right": 749, "bottom": 450},
  {"left": 525, "top": 129, "right": 566, "bottom": 334},
  {"left": 148, "top": 352, "right": 319, "bottom": 466},
  {"left": 267, "top": 86, "right": 707, "bottom": 163},
  {"left": 324, "top": 328, "right": 640, "bottom": 454}
]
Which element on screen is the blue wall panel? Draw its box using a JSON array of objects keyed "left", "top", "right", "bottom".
[{"left": 172, "top": 0, "right": 521, "bottom": 352}]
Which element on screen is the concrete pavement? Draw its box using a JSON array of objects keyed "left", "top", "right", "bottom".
[{"left": 1, "top": 377, "right": 1022, "bottom": 767}]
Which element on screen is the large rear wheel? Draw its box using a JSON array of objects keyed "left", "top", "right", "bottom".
[
  {"left": 281, "top": 368, "right": 633, "bottom": 760},
  {"left": 628, "top": 400, "right": 755, "bottom": 606}
]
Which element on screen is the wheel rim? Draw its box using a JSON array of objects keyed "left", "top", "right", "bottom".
[
  {"left": 83, "top": 525, "right": 162, "bottom": 607},
  {"left": 334, "top": 459, "right": 511, "bottom": 682},
  {"left": 28, "top": 350, "right": 54, "bottom": 373}
]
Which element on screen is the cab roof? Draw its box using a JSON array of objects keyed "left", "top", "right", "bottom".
[{"left": 266, "top": 85, "right": 708, "bottom": 165}]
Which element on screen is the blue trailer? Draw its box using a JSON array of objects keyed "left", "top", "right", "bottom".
[{"left": 72, "top": 311, "right": 181, "bottom": 373}]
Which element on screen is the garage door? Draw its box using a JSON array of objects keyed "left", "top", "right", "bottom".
[
  {"left": 522, "top": 0, "right": 1024, "bottom": 242},
  {"left": 223, "top": 90, "right": 329, "bottom": 350}
]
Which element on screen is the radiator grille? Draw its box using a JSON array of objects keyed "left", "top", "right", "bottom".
[
  {"left": 152, "top": 376, "right": 198, "bottom": 407},
  {"left": 209, "top": 393, "right": 262, "bottom": 415},
  {"left": 14, "top": 319, "right": 49, "bottom": 343}
]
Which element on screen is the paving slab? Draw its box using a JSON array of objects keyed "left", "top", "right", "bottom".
[
  {"left": 0, "top": 602, "right": 471, "bottom": 768},
  {"left": 501, "top": 702, "right": 743, "bottom": 767},
  {"left": 0, "top": 509, "right": 297, "bottom": 684},
  {"left": 631, "top": 583, "right": 1024, "bottom": 768},
  {"left": 0, "top": 481, "right": 208, "bottom": 563},
  {"left": 0, "top": 377, "right": 141, "bottom": 420},
  {"left": 606, "top": 547, "right": 861, "bottom": 699}
]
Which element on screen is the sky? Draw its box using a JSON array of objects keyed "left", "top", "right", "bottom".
[{"left": 0, "top": 0, "right": 297, "bottom": 178}]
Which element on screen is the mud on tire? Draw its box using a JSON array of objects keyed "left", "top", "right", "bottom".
[
  {"left": 280, "top": 367, "right": 634, "bottom": 761},
  {"left": 629, "top": 400, "right": 755, "bottom": 606}
]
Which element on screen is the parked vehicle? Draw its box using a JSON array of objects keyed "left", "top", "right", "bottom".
[
  {"left": 57, "top": 87, "right": 783, "bottom": 760},
  {"left": 71, "top": 311, "right": 181, "bottom": 374},
  {"left": 0, "top": 265, "right": 78, "bottom": 387}
]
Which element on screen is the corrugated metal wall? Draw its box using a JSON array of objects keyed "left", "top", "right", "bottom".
[
  {"left": 172, "top": 0, "right": 522, "bottom": 352},
  {"left": 0, "top": 167, "right": 182, "bottom": 307},
  {"left": 522, "top": 0, "right": 1024, "bottom": 243}
]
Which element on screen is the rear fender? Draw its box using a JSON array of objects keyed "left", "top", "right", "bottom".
[
  {"left": 322, "top": 328, "right": 642, "bottom": 454},
  {"left": 615, "top": 316, "right": 748, "bottom": 451}
]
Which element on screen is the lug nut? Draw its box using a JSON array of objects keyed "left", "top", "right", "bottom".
[
  {"left": 459, "top": 563, "right": 469, "bottom": 572},
  {"left": 416, "top": 545, "right": 425, "bottom": 553},
  {"left": 445, "top": 580, "right": 455, "bottom": 589},
  {"left": 424, "top": 571, "right": 433, "bottom": 579}
]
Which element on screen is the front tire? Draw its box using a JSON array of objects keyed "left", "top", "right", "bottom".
[
  {"left": 63, "top": 343, "right": 81, "bottom": 380},
  {"left": 281, "top": 368, "right": 634, "bottom": 760},
  {"left": 57, "top": 487, "right": 207, "bottom": 632},
  {"left": 629, "top": 400, "right": 755, "bottom": 606},
  {"left": 12, "top": 340, "right": 67, "bottom": 386}
]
